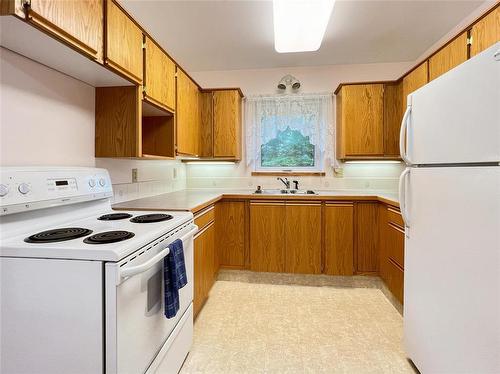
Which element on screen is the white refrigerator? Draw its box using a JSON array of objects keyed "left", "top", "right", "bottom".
[{"left": 399, "top": 42, "right": 500, "bottom": 373}]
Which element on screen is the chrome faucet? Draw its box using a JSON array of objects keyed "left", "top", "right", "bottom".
[{"left": 277, "top": 177, "right": 290, "bottom": 189}]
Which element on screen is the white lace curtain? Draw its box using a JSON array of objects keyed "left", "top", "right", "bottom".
[{"left": 245, "top": 93, "right": 335, "bottom": 168}]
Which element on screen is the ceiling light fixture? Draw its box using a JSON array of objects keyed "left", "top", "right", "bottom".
[{"left": 273, "top": 0, "right": 335, "bottom": 53}]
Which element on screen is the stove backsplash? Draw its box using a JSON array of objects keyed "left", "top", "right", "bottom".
[{"left": 95, "top": 158, "right": 187, "bottom": 204}]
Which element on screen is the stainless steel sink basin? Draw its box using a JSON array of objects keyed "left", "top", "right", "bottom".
[{"left": 253, "top": 189, "right": 317, "bottom": 195}]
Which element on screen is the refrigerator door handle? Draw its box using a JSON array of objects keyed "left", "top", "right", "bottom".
[
  {"left": 399, "top": 167, "right": 410, "bottom": 229},
  {"left": 400, "top": 103, "right": 412, "bottom": 165}
]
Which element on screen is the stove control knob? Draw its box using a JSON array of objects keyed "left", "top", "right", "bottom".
[
  {"left": 99, "top": 178, "right": 106, "bottom": 187},
  {"left": 18, "top": 183, "right": 30, "bottom": 195},
  {"left": 88, "top": 179, "right": 96, "bottom": 188},
  {"left": 0, "top": 184, "right": 8, "bottom": 197}
]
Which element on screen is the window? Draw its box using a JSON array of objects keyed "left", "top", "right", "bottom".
[{"left": 245, "top": 93, "right": 334, "bottom": 172}]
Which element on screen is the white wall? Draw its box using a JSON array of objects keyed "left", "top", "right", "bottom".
[
  {"left": 0, "top": 47, "right": 95, "bottom": 167},
  {"left": 192, "top": 61, "right": 412, "bottom": 96},
  {"left": 188, "top": 61, "right": 411, "bottom": 192},
  {"left": 0, "top": 47, "right": 185, "bottom": 202}
]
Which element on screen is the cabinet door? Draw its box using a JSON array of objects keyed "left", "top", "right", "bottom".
[
  {"left": 324, "top": 203, "right": 354, "bottom": 275},
  {"left": 249, "top": 202, "right": 285, "bottom": 273},
  {"left": 429, "top": 33, "right": 468, "bottom": 81},
  {"left": 285, "top": 202, "right": 322, "bottom": 274},
  {"left": 203, "top": 222, "right": 216, "bottom": 298},
  {"left": 341, "top": 84, "right": 384, "bottom": 157},
  {"left": 215, "top": 201, "right": 246, "bottom": 268},
  {"left": 95, "top": 86, "right": 141, "bottom": 157},
  {"left": 378, "top": 204, "right": 389, "bottom": 282},
  {"left": 470, "top": 6, "right": 500, "bottom": 57},
  {"left": 193, "top": 230, "right": 206, "bottom": 317},
  {"left": 355, "top": 202, "right": 379, "bottom": 273},
  {"left": 213, "top": 90, "right": 241, "bottom": 159},
  {"left": 27, "top": 0, "right": 103, "bottom": 61},
  {"left": 105, "top": 0, "right": 143, "bottom": 84},
  {"left": 199, "top": 92, "right": 214, "bottom": 158},
  {"left": 387, "top": 222, "right": 405, "bottom": 269},
  {"left": 383, "top": 81, "right": 403, "bottom": 157},
  {"left": 144, "top": 37, "right": 176, "bottom": 111},
  {"left": 176, "top": 69, "right": 199, "bottom": 156},
  {"left": 385, "top": 258, "right": 404, "bottom": 304},
  {"left": 402, "top": 61, "right": 428, "bottom": 109}
]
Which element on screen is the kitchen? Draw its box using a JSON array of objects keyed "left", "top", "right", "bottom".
[{"left": 0, "top": 1, "right": 499, "bottom": 373}]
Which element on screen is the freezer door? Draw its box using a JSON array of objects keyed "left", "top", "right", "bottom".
[
  {"left": 404, "top": 166, "right": 500, "bottom": 373},
  {"left": 404, "top": 42, "right": 500, "bottom": 165}
]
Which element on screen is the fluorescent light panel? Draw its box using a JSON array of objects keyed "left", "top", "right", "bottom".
[
  {"left": 273, "top": 0, "right": 335, "bottom": 53},
  {"left": 185, "top": 161, "right": 235, "bottom": 165},
  {"left": 344, "top": 161, "right": 402, "bottom": 164}
]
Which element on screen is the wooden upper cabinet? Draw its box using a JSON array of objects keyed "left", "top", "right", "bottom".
[
  {"left": 213, "top": 90, "right": 242, "bottom": 159},
  {"left": 95, "top": 86, "right": 141, "bottom": 157},
  {"left": 105, "top": 0, "right": 143, "bottom": 84},
  {"left": 176, "top": 69, "right": 200, "bottom": 156},
  {"left": 199, "top": 92, "right": 214, "bottom": 158},
  {"left": 285, "top": 202, "right": 322, "bottom": 274},
  {"left": 470, "top": 6, "right": 500, "bottom": 57},
  {"left": 336, "top": 84, "right": 384, "bottom": 159},
  {"left": 383, "top": 81, "right": 403, "bottom": 157},
  {"left": 402, "top": 61, "right": 428, "bottom": 108},
  {"left": 324, "top": 203, "right": 354, "bottom": 276},
  {"left": 144, "top": 37, "right": 176, "bottom": 112},
  {"left": 249, "top": 202, "right": 286, "bottom": 273},
  {"left": 25, "top": 0, "right": 103, "bottom": 61},
  {"left": 429, "top": 32, "right": 468, "bottom": 81}
]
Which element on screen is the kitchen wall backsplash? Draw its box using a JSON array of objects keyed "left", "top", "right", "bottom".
[
  {"left": 186, "top": 162, "right": 404, "bottom": 192},
  {"left": 95, "top": 158, "right": 186, "bottom": 204}
]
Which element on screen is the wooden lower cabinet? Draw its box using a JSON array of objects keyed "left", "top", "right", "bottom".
[
  {"left": 355, "top": 202, "right": 379, "bottom": 273},
  {"left": 385, "top": 259, "right": 404, "bottom": 304},
  {"left": 324, "top": 202, "right": 354, "bottom": 275},
  {"left": 379, "top": 204, "right": 405, "bottom": 304},
  {"left": 249, "top": 201, "right": 286, "bottom": 273},
  {"left": 193, "top": 222, "right": 216, "bottom": 318},
  {"left": 215, "top": 201, "right": 246, "bottom": 268},
  {"left": 285, "top": 202, "right": 322, "bottom": 274}
]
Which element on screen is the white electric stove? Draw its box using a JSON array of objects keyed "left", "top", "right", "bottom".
[{"left": 0, "top": 167, "right": 197, "bottom": 374}]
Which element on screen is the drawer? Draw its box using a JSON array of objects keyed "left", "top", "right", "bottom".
[
  {"left": 194, "top": 206, "right": 215, "bottom": 230},
  {"left": 387, "top": 222, "right": 405, "bottom": 269},
  {"left": 387, "top": 207, "right": 404, "bottom": 228},
  {"left": 386, "top": 258, "right": 404, "bottom": 304}
]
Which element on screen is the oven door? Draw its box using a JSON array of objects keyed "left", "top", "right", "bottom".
[{"left": 105, "top": 223, "right": 197, "bottom": 374}]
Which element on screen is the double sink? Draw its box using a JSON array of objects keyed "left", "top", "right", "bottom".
[{"left": 253, "top": 189, "right": 317, "bottom": 195}]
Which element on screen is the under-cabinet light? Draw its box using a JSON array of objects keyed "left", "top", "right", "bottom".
[
  {"left": 273, "top": 0, "right": 335, "bottom": 53},
  {"left": 344, "top": 161, "right": 402, "bottom": 164},
  {"left": 185, "top": 161, "right": 236, "bottom": 165}
]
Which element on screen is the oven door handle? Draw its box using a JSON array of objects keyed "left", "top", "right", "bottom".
[{"left": 119, "top": 225, "right": 198, "bottom": 280}]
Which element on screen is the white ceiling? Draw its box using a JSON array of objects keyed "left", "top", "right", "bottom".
[{"left": 120, "top": 0, "right": 484, "bottom": 72}]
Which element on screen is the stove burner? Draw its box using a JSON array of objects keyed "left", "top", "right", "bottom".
[
  {"left": 130, "top": 214, "right": 173, "bottom": 223},
  {"left": 98, "top": 213, "right": 133, "bottom": 221},
  {"left": 83, "top": 231, "right": 135, "bottom": 244},
  {"left": 25, "top": 228, "right": 93, "bottom": 243}
]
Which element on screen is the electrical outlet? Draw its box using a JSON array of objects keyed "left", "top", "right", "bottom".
[
  {"left": 132, "top": 168, "right": 138, "bottom": 183},
  {"left": 173, "top": 168, "right": 177, "bottom": 180}
]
